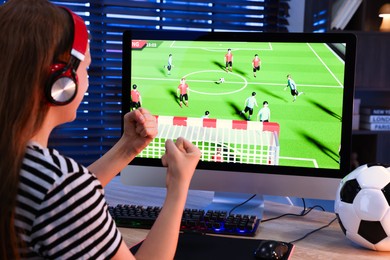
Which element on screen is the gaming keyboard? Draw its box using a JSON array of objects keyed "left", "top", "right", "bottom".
[{"left": 108, "top": 204, "right": 260, "bottom": 237}]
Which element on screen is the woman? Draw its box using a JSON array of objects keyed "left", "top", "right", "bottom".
[{"left": 0, "top": 0, "right": 200, "bottom": 259}]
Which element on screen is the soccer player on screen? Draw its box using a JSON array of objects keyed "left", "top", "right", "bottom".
[
  {"left": 284, "top": 74, "right": 303, "bottom": 102},
  {"left": 257, "top": 101, "right": 270, "bottom": 122},
  {"left": 211, "top": 147, "right": 223, "bottom": 162},
  {"left": 130, "top": 84, "right": 142, "bottom": 110},
  {"left": 201, "top": 111, "right": 210, "bottom": 118},
  {"left": 225, "top": 48, "right": 233, "bottom": 72},
  {"left": 177, "top": 77, "right": 189, "bottom": 107},
  {"left": 240, "top": 92, "right": 258, "bottom": 121},
  {"left": 252, "top": 54, "right": 261, "bottom": 77},
  {"left": 164, "top": 53, "right": 173, "bottom": 75}
]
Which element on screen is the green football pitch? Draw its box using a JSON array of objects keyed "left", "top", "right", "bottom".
[{"left": 130, "top": 40, "right": 346, "bottom": 170}]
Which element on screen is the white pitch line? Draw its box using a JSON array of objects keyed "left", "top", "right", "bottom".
[
  {"left": 167, "top": 42, "right": 273, "bottom": 52},
  {"left": 324, "top": 43, "right": 345, "bottom": 64},
  {"left": 132, "top": 76, "right": 342, "bottom": 88},
  {"left": 307, "top": 43, "right": 343, "bottom": 88},
  {"left": 279, "top": 156, "right": 319, "bottom": 168},
  {"left": 183, "top": 70, "right": 248, "bottom": 95},
  {"left": 169, "top": 41, "right": 176, "bottom": 48},
  {"left": 168, "top": 46, "right": 272, "bottom": 51}
]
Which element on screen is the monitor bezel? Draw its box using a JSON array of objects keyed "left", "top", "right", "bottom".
[{"left": 121, "top": 30, "right": 356, "bottom": 180}]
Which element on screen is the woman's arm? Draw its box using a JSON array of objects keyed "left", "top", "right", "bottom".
[
  {"left": 134, "top": 138, "right": 200, "bottom": 260},
  {"left": 111, "top": 138, "right": 200, "bottom": 260},
  {"left": 88, "top": 108, "right": 157, "bottom": 187}
]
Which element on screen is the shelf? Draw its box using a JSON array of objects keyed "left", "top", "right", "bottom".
[{"left": 353, "top": 130, "right": 390, "bottom": 135}]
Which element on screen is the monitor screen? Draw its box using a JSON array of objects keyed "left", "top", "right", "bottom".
[{"left": 120, "top": 30, "right": 356, "bottom": 207}]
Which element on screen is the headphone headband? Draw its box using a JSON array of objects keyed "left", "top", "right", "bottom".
[{"left": 61, "top": 7, "right": 88, "bottom": 62}]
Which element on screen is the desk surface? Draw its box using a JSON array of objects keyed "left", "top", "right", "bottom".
[{"left": 105, "top": 177, "right": 390, "bottom": 259}]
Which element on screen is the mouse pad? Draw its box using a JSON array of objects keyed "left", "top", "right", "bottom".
[{"left": 130, "top": 232, "right": 294, "bottom": 259}]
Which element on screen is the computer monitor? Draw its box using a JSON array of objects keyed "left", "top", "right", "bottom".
[{"left": 120, "top": 30, "right": 356, "bottom": 216}]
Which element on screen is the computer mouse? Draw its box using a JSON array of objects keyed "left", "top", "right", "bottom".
[{"left": 253, "top": 240, "right": 289, "bottom": 260}]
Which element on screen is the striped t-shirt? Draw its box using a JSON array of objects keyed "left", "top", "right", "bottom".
[{"left": 15, "top": 142, "right": 122, "bottom": 259}]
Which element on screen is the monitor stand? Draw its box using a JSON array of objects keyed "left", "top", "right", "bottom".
[{"left": 204, "top": 191, "right": 264, "bottom": 219}]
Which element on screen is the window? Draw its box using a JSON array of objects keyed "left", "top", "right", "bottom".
[{"left": 6, "top": 0, "right": 290, "bottom": 165}]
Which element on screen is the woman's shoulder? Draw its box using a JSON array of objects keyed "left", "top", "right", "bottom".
[
  {"left": 20, "top": 142, "right": 104, "bottom": 219},
  {"left": 25, "top": 142, "right": 86, "bottom": 177},
  {"left": 22, "top": 142, "right": 97, "bottom": 194}
]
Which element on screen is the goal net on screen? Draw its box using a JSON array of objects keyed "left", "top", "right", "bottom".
[{"left": 137, "top": 116, "right": 280, "bottom": 165}]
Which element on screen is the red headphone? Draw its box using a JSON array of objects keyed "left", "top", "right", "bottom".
[{"left": 45, "top": 7, "right": 88, "bottom": 105}]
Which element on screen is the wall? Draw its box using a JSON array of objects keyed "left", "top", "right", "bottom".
[
  {"left": 286, "top": 0, "right": 305, "bottom": 32},
  {"left": 353, "top": 32, "right": 390, "bottom": 99}
]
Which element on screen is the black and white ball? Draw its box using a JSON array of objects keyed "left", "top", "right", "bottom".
[{"left": 334, "top": 163, "right": 390, "bottom": 251}]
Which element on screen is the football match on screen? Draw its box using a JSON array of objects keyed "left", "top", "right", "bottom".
[{"left": 128, "top": 39, "right": 346, "bottom": 170}]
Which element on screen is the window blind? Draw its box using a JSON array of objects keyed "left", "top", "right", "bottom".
[
  {"left": 3, "top": 0, "right": 290, "bottom": 165},
  {"left": 304, "top": 0, "right": 333, "bottom": 32}
]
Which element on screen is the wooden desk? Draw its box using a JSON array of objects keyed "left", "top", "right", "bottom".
[{"left": 105, "top": 177, "right": 390, "bottom": 259}]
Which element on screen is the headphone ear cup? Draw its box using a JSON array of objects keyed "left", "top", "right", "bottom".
[{"left": 46, "top": 63, "right": 78, "bottom": 105}]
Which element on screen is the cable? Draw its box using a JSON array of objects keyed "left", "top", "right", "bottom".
[
  {"left": 288, "top": 217, "right": 337, "bottom": 244},
  {"left": 261, "top": 204, "right": 326, "bottom": 223},
  {"left": 300, "top": 198, "right": 306, "bottom": 214},
  {"left": 261, "top": 198, "right": 326, "bottom": 223},
  {"left": 261, "top": 198, "right": 335, "bottom": 244},
  {"left": 227, "top": 196, "right": 335, "bottom": 244},
  {"left": 228, "top": 194, "right": 257, "bottom": 215}
]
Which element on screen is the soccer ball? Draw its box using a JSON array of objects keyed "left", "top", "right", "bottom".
[
  {"left": 219, "top": 77, "right": 225, "bottom": 83},
  {"left": 334, "top": 163, "right": 390, "bottom": 251}
]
